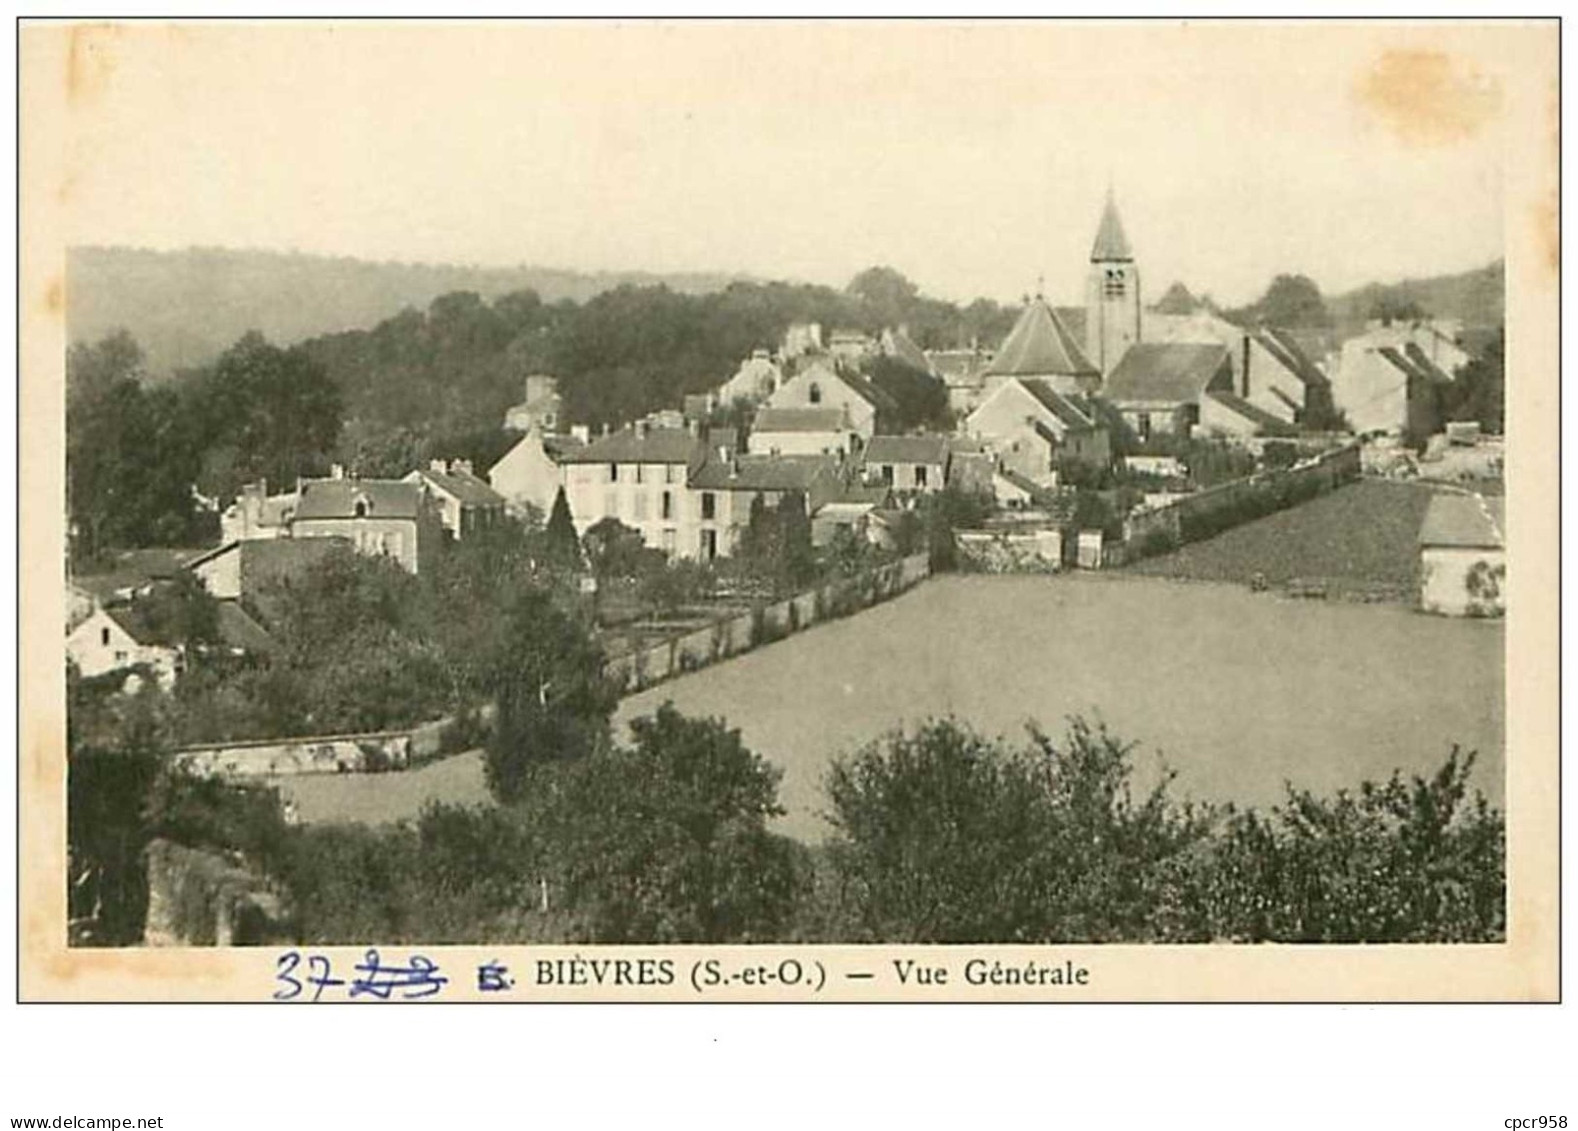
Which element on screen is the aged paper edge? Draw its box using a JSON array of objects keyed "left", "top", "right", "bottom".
[{"left": 15, "top": 19, "right": 1560, "bottom": 1004}]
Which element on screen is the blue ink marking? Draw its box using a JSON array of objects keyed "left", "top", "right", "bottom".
[
  {"left": 349, "top": 949, "right": 449, "bottom": 1000},
  {"left": 274, "top": 951, "right": 302, "bottom": 1001},
  {"left": 477, "top": 961, "right": 513, "bottom": 992},
  {"left": 306, "top": 954, "right": 347, "bottom": 1002}
]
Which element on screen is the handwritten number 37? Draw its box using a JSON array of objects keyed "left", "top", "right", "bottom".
[{"left": 273, "top": 951, "right": 338, "bottom": 1002}]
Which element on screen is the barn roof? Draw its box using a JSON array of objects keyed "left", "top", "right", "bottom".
[
  {"left": 983, "top": 298, "right": 1099, "bottom": 379},
  {"left": 1103, "top": 342, "right": 1231, "bottom": 406}
]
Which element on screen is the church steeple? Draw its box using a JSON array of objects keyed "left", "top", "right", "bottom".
[
  {"left": 1090, "top": 188, "right": 1134, "bottom": 262},
  {"left": 1085, "top": 188, "right": 1142, "bottom": 378}
]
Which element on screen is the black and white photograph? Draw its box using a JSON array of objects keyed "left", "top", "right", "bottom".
[{"left": 18, "top": 18, "right": 1558, "bottom": 1005}]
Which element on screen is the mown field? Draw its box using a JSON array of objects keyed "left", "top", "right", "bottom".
[
  {"left": 270, "top": 750, "right": 489, "bottom": 825},
  {"left": 1126, "top": 478, "right": 1442, "bottom": 600}
]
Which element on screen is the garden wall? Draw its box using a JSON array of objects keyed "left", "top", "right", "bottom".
[
  {"left": 1124, "top": 441, "right": 1361, "bottom": 558},
  {"left": 170, "top": 714, "right": 454, "bottom": 778},
  {"left": 604, "top": 553, "right": 933, "bottom": 694}
]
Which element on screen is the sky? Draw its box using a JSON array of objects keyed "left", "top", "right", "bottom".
[{"left": 32, "top": 20, "right": 1548, "bottom": 308}]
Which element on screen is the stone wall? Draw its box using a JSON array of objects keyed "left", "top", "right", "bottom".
[
  {"left": 170, "top": 715, "right": 454, "bottom": 779},
  {"left": 605, "top": 552, "right": 933, "bottom": 694},
  {"left": 1124, "top": 441, "right": 1362, "bottom": 557}
]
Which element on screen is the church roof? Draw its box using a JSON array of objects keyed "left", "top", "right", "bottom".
[
  {"left": 983, "top": 298, "right": 1098, "bottom": 379},
  {"left": 1091, "top": 192, "right": 1134, "bottom": 262}
]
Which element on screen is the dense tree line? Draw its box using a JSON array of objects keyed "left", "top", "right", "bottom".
[{"left": 69, "top": 268, "right": 1010, "bottom": 560}]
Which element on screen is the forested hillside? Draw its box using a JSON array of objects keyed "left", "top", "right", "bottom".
[{"left": 66, "top": 246, "right": 754, "bottom": 378}]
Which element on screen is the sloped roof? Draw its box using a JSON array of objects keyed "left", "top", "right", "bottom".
[
  {"left": 1103, "top": 342, "right": 1231, "bottom": 406},
  {"left": 689, "top": 454, "right": 836, "bottom": 492},
  {"left": 72, "top": 548, "right": 209, "bottom": 604},
  {"left": 413, "top": 467, "right": 506, "bottom": 508},
  {"left": 557, "top": 425, "right": 705, "bottom": 465},
  {"left": 1377, "top": 346, "right": 1453, "bottom": 388},
  {"left": 1091, "top": 192, "right": 1134, "bottom": 261},
  {"left": 215, "top": 600, "right": 276, "bottom": 654},
  {"left": 1256, "top": 328, "right": 1331, "bottom": 389},
  {"left": 752, "top": 406, "right": 849, "bottom": 433},
  {"left": 864, "top": 435, "right": 950, "bottom": 465},
  {"left": 103, "top": 604, "right": 179, "bottom": 648},
  {"left": 1019, "top": 379, "right": 1098, "bottom": 430},
  {"left": 927, "top": 349, "right": 991, "bottom": 387},
  {"left": 1205, "top": 391, "right": 1300, "bottom": 437},
  {"left": 1419, "top": 493, "right": 1504, "bottom": 549},
  {"left": 883, "top": 327, "right": 933, "bottom": 374},
  {"left": 1153, "top": 281, "right": 1199, "bottom": 315},
  {"left": 187, "top": 536, "right": 349, "bottom": 582},
  {"left": 984, "top": 299, "right": 1099, "bottom": 379},
  {"left": 294, "top": 478, "right": 429, "bottom": 521}
]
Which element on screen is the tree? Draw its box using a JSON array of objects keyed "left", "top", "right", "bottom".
[
  {"left": 483, "top": 588, "right": 618, "bottom": 803},
  {"left": 67, "top": 331, "right": 206, "bottom": 561},
  {"left": 1443, "top": 327, "right": 1504, "bottom": 435},
  {"left": 528, "top": 704, "right": 800, "bottom": 942},
  {"left": 544, "top": 487, "right": 581, "bottom": 569},
  {"left": 864, "top": 354, "right": 950, "bottom": 431},
  {"left": 582, "top": 517, "right": 649, "bottom": 580},
  {"left": 190, "top": 332, "right": 343, "bottom": 501},
  {"left": 1238, "top": 274, "right": 1332, "bottom": 329},
  {"left": 846, "top": 266, "right": 921, "bottom": 330}
]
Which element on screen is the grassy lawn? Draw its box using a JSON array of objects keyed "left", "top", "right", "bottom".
[{"left": 1126, "top": 478, "right": 1442, "bottom": 600}]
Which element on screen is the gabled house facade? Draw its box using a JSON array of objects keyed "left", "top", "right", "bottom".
[
  {"left": 964, "top": 377, "right": 1109, "bottom": 483},
  {"left": 557, "top": 423, "right": 708, "bottom": 556},
  {"left": 764, "top": 360, "right": 882, "bottom": 440},
  {"left": 66, "top": 605, "right": 182, "bottom": 690},
  {"left": 489, "top": 429, "right": 585, "bottom": 519},
  {"left": 862, "top": 435, "right": 950, "bottom": 493},
  {"left": 1332, "top": 323, "right": 1466, "bottom": 436},
  {"left": 1101, "top": 342, "right": 1234, "bottom": 440},
  {"left": 404, "top": 459, "right": 507, "bottom": 539},
  {"left": 288, "top": 475, "right": 444, "bottom": 574}
]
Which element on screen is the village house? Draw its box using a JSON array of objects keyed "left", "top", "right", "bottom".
[
  {"left": 503, "top": 374, "right": 563, "bottom": 434},
  {"left": 186, "top": 536, "right": 349, "bottom": 603},
  {"left": 1146, "top": 309, "right": 1334, "bottom": 426},
  {"left": 488, "top": 428, "right": 586, "bottom": 519},
  {"left": 862, "top": 434, "right": 950, "bottom": 493},
  {"left": 220, "top": 481, "right": 296, "bottom": 543},
  {"left": 717, "top": 349, "right": 784, "bottom": 405},
  {"left": 1101, "top": 341, "right": 1235, "bottom": 440},
  {"left": 1197, "top": 390, "right": 1301, "bottom": 440},
  {"left": 403, "top": 459, "right": 507, "bottom": 539},
  {"left": 688, "top": 452, "right": 843, "bottom": 560},
  {"left": 879, "top": 326, "right": 935, "bottom": 375},
  {"left": 749, "top": 406, "right": 859, "bottom": 457},
  {"left": 288, "top": 473, "right": 445, "bottom": 574},
  {"left": 557, "top": 422, "right": 708, "bottom": 555},
  {"left": 827, "top": 329, "right": 877, "bottom": 363},
  {"left": 66, "top": 604, "right": 183, "bottom": 690},
  {"left": 763, "top": 359, "right": 887, "bottom": 441},
  {"left": 928, "top": 345, "right": 994, "bottom": 414},
  {"left": 1417, "top": 492, "right": 1505, "bottom": 617},
  {"left": 1331, "top": 322, "right": 1466, "bottom": 436},
  {"left": 964, "top": 377, "right": 1109, "bottom": 483}
]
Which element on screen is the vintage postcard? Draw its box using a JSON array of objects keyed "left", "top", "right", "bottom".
[{"left": 17, "top": 18, "right": 1558, "bottom": 1002}]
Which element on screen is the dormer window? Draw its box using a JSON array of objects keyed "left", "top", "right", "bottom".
[
  {"left": 808, "top": 382, "right": 822, "bottom": 405},
  {"left": 353, "top": 492, "right": 372, "bottom": 518}
]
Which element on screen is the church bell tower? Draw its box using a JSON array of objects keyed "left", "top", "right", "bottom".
[{"left": 1085, "top": 189, "right": 1141, "bottom": 379}]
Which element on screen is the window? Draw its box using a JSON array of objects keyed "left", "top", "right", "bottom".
[
  {"left": 635, "top": 464, "right": 644, "bottom": 485},
  {"left": 633, "top": 492, "right": 648, "bottom": 521},
  {"left": 1104, "top": 267, "right": 1126, "bottom": 299},
  {"left": 665, "top": 464, "right": 679, "bottom": 485},
  {"left": 662, "top": 528, "right": 676, "bottom": 553},
  {"left": 808, "top": 382, "right": 822, "bottom": 405},
  {"left": 915, "top": 465, "right": 928, "bottom": 488},
  {"left": 114, "top": 650, "right": 127, "bottom": 663},
  {"left": 701, "top": 492, "right": 716, "bottom": 521},
  {"left": 661, "top": 491, "right": 673, "bottom": 520},
  {"left": 881, "top": 465, "right": 894, "bottom": 485},
  {"left": 609, "top": 463, "right": 619, "bottom": 483},
  {"left": 701, "top": 529, "right": 718, "bottom": 561},
  {"left": 354, "top": 500, "right": 368, "bottom": 518},
  {"left": 603, "top": 490, "right": 618, "bottom": 517},
  {"left": 1137, "top": 412, "right": 1152, "bottom": 441},
  {"left": 100, "top": 627, "right": 110, "bottom": 646}
]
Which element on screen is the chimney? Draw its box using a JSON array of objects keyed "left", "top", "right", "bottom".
[
  {"left": 602, "top": 422, "right": 611, "bottom": 438},
  {"left": 430, "top": 458, "right": 447, "bottom": 474},
  {"left": 330, "top": 463, "right": 345, "bottom": 480},
  {"left": 571, "top": 424, "right": 591, "bottom": 444},
  {"left": 687, "top": 419, "right": 701, "bottom": 437},
  {"left": 454, "top": 459, "right": 473, "bottom": 477},
  {"left": 635, "top": 420, "right": 648, "bottom": 439}
]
